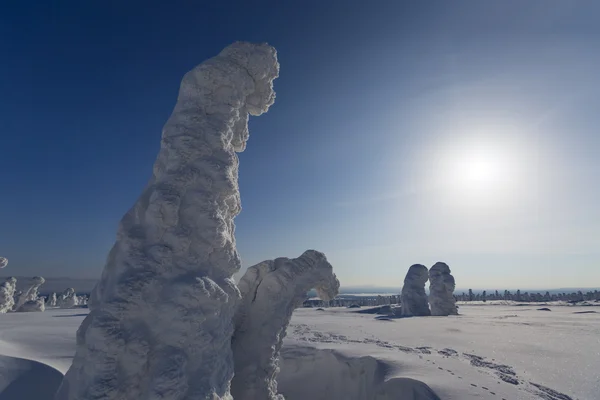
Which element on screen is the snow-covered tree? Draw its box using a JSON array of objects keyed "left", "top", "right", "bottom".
[
  {"left": 56, "top": 42, "right": 279, "bottom": 400},
  {"left": 0, "top": 277, "right": 17, "bottom": 313},
  {"left": 400, "top": 264, "right": 430, "bottom": 316},
  {"left": 47, "top": 292, "right": 57, "bottom": 307},
  {"left": 231, "top": 250, "right": 340, "bottom": 400},
  {"left": 428, "top": 262, "right": 458, "bottom": 316},
  {"left": 15, "top": 276, "right": 45, "bottom": 311}
]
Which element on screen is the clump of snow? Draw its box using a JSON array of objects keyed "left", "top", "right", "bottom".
[
  {"left": 0, "top": 277, "right": 17, "bottom": 313},
  {"left": 231, "top": 250, "right": 340, "bottom": 400},
  {"left": 0, "top": 257, "right": 8, "bottom": 269},
  {"left": 56, "top": 42, "right": 279, "bottom": 400},
  {"left": 58, "top": 288, "right": 78, "bottom": 309},
  {"left": 428, "top": 262, "right": 458, "bottom": 316},
  {"left": 47, "top": 293, "right": 57, "bottom": 307},
  {"left": 401, "top": 264, "right": 431, "bottom": 316},
  {"left": 15, "top": 276, "right": 45, "bottom": 311}
]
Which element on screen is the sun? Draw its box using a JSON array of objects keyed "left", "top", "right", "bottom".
[{"left": 459, "top": 153, "right": 503, "bottom": 185}]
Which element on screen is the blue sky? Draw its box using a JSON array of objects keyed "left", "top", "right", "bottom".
[{"left": 1, "top": 1, "right": 599, "bottom": 289}]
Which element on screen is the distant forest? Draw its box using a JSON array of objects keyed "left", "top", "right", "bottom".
[{"left": 456, "top": 289, "right": 600, "bottom": 302}]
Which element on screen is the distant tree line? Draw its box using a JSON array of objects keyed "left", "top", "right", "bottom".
[{"left": 456, "top": 289, "right": 600, "bottom": 303}]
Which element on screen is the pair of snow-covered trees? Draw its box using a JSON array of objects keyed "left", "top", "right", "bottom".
[
  {"left": 55, "top": 42, "right": 339, "bottom": 400},
  {"left": 400, "top": 262, "right": 458, "bottom": 316}
]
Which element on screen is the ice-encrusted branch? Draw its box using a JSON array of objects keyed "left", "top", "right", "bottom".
[
  {"left": 231, "top": 250, "right": 340, "bottom": 400},
  {"left": 55, "top": 42, "right": 279, "bottom": 400}
]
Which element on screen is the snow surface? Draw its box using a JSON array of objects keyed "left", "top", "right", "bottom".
[
  {"left": 0, "top": 304, "right": 596, "bottom": 399},
  {"left": 401, "top": 264, "right": 431, "bottom": 317},
  {"left": 231, "top": 250, "right": 340, "bottom": 400},
  {"left": 428, "top": 263, "right": 457, "bottom": 316},
  {"left": 56, "top": 42, "right": 279, "bottom": 400}
]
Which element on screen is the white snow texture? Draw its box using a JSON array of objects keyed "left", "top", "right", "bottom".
[
  {"left": 0, "top": 257, "right": 8, "bottom": 269},
  {"left": 15, "top": 276, "right": 45, "bottom": 312},
  {"left": 428, "top": 262, "right": 458, "bottom": 316},
  {"left": 401, "top": 264, "right": 431, "bottom": 316},
  {"left": 55, "top": 42, "right": 279, "bottom": 400},
  {"left": 0, "top": 277, "right": 17, "bottom": 313},
  {"left": 231, "top": 250, "right": 340, "bottom": 400}
]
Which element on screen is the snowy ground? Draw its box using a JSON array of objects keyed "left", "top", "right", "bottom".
[{"left": 0, "top": 305, "right": 598, "bottom": 399}]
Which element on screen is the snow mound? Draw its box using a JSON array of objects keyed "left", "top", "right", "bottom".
[
  {"left": 428, "top": 262, "right": 458, "bottom": 316},
  {"left": 0, "top": 277, "right": 17, "bottom": 313},
  {"left": 232, "top": 250, "right": 340, "bottom": 400},
  {"left": 401, "top": 264, "right": 431, "bottom": 316},
  {"left": 56, "top": 42, "right": 279, "bottom": 400},
  {"left": 0, "top": 354, "right": 63, "bottom": 400},
  {"left": 277, "top": 345, "right": 440, "bottom": 400}
]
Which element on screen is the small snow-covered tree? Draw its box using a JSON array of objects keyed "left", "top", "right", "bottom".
[{"left": 468, "top": 289, "right": 474, "bottom": 302}]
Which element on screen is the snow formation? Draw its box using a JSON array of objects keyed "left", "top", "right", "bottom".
[
  {"left": 15, "top": 276, "right": 45, "bottom": 311},
  {"left": 0, "top": 257, "right": 8, "bottom": 268},
  {"left": 231, "top": 250, "right": 340, "bottom": 400},
  {"left": 17, "top": 298, "right": 45, "bottom": 312},
  {"left": 401, "top": 264, "right": 431, "bottom": 316},
  {"left": 47, "top": 292, "right": 57, "bottom": 307},
  {"left": 55, "top": 42, "right": 279, "bottom": 400},
  {"left": 428, "top": 262, "right": 458, "bottom": 316},
  {"left": 0, "top": 277, "right": 17, "bottom": 313},
  {"left": 58, "top": 288, "right": 78, "bottom": 309}
]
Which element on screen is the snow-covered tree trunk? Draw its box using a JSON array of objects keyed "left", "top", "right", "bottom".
[
  {"left": 55, "top": 42, "right": 279, "bottom": 400},
  {"left": 231, "top": 250, "right": 340, "bottom": 400},
  {"left": 428, "top": 262, "right": 458, "bottom": 316},
  {"left": 400, "top": 264, "right": 431, "bottom": 316}
]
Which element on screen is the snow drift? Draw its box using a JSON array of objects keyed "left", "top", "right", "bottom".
[
  {"left": 231, "top": 250, "right": 340, "bottom": 400},
  {"left": 428, "top": 262, "right": 458, "bottom": 316},
  {"left": 0, "top": 277, "right": 17, "bottom": 313},
  {"left": 278, "top": 345, "right": 440, "bottom": 400},
  {"left": 0, "top": 354, "right": 63, "bottom": 400},
  {"left": 55, "top": 42, "right": 279, "bottom": 400},
  {"left": 401, "top": 264, "right": 431, "bottom": 316}
]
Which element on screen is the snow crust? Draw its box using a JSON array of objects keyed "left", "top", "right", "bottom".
[
  {"left": 231, "top": 250, "right": 340, "bottom": 400},
  {"left": 15, "top": 276, "right": 45, "bottom": 311},
  {"left": 428, "top": 262, "right": 457, "bottom": 316},
  {"left": 56, "top": 42, "right": 279, "bottom": 400},
  {"left": 0, "top": 277, "right": 17, "bottom": 313},
  {"left": 401, "top": 264, "right": 431, "bottom": 316}
]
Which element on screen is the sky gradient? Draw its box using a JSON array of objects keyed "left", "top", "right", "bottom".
[{"left": 1, "top": 1, "right": 599, "bottom": 289}]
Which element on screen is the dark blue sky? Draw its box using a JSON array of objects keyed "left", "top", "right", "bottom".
[{"left": 1, "top": 1, "right": 599, "bottom": 288}]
